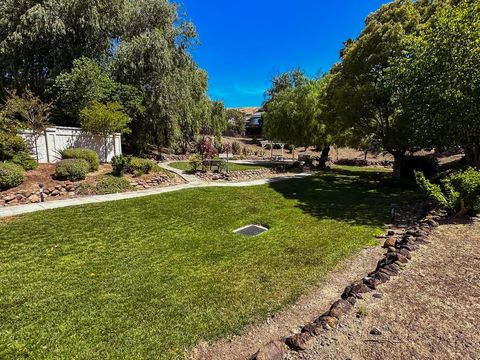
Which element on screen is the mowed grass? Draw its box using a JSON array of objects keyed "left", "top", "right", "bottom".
[
  {"left": 169, "top": 161, "right": 268, "bottom": 172},
  {"left": 0, "top": 167, "right": 418, "bottom": 359}
]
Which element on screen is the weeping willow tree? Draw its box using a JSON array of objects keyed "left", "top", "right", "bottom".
[{"left": 0, "top": 0, "right": 214, "bottom": 153}]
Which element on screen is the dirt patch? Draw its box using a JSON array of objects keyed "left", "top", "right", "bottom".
[
  {"left": 189, "top": 245, "right": 385, "bottom": 360},
  {"left": 288, "top": 220, "right": 480, "bottom": 360}
]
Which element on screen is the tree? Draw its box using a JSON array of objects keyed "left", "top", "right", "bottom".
[
  {"left": 207, "top": 101, "right": 227, "bottom": 141},
  {"left": 80, "top": 101, "right": 130, "bottom": 161},
  {"left": 3, "top": 90, "right": 50, "bottom": 162},
  {"left": 393, "top": 0, "right": 480, "bottom": 168},
  {"left": 329, "top": 0, "right": 429, "bottom": 178},
  {"left": 47, "top": 57, "right": 116, "bottom": 126},
  {"left": 0, "top": 0, "right": 124, "bottom": 96},
  {"left": 226, "top": 109, "right": 246, "bottom": 136},
  {"left": 263, "top": 76, "right": 333, "bottom": 163},
  {"left": 1, "top": 0, "right": 210, "bottom": 154},
  {"left": 263, "top": 69, "right": 308, "bottom": 107}
]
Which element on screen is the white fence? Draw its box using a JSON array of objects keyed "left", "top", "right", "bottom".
[{"left": 20, "top": 127, "right": 122, "bottom": 164}]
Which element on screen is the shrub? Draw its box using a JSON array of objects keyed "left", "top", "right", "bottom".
[
  {"left": 0, "top": 162, "right": 25, "bottom": 190},
  {"left": 55, "top": 159, "right": 90, "bottom": 181},
  {"left": 11, "top": 152, "right": 38, "bottom": 170},
  {"left": 415, "top": 168, "right": 480, "bottom": 215},
  {"left": 401, "top": 156, "right": 439, "bottom": 180},
  {"left": 189, "top": 154, "right": 202, "bottom": 172},
  {"left": 75, "top": 182, "right": 97, "bottom": 196},
  {"left": 95, "top": 175, "right": 133, "bottom": 195},
  {"left": 112, "top": 154, "right": 131, "bottom": 177},
  {"left": 61, "top": 148, "right": 100, "bottom": 171},
  {"left": 231, "top": 141, "right": 242, "bottom": 155},
  {"left": 217, "top": 159, "right": 228, "bottom": 173},
  {"left": 128, "top": 157, "right": 157, "bottom": 176}
]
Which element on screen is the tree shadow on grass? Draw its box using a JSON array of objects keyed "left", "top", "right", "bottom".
[{"left": 268, "top": 167, "right": 420, "bottom": 227}]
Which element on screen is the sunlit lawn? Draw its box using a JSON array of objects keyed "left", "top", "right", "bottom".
[{"left": 0, "top": 167, "right": 417, "bottom": 359}]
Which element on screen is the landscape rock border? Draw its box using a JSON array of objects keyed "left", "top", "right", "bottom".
[
  {"left": 0, "top": 173, "right": 181, "bottom": 207},
  {"left": 250, "top": 208, "right": 442, "bottom": 360}
]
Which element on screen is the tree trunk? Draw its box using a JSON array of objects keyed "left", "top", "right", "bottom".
[
  {"left": 392, "top": 151, "right": 405, "bottom": 180},
  {"left": 464, "top": 143, "right": 480, "bottom": 169},
  {"left": 319, "top": 145, "right": 331, "bottom": 168}
]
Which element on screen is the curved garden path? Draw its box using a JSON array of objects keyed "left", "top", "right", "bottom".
[{"left": 0, "top": 163, "right": 311, "bottom": 218}]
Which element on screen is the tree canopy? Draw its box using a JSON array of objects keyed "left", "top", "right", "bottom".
[{"left": 0, "top": 0, "right": 219, "bottom": 153}]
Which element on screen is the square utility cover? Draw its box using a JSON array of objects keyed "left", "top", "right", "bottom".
[{"left": 234, "top": 225, "right": 269, "bottom": 236}]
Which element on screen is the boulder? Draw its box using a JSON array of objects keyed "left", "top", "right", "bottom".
[
  {"left": 285, "top": 332, "right": 315, "bottom": 351},
  {"left": 398, "top": 248, "right": 412, "bottom": 260},
  {"left": 383, "top": 237, "right": 397, "bottom": 248},
  {"left": 318, "top": 316, "right": 338, "bottom": 330},
  {"left": 3, "top": 195, "right": 16, "bottom": 202},
  {"left": 341, "top": 282, "right": 370, "bottom": 300},
  {"left": 328, "top": 299, "right": 353, "bottom": 319},
  {"left": 302, "top": 321, "right": 324, "bottom": 336},
  {"left": 28, "top": 194, "right": 40, "bottom": 203}
]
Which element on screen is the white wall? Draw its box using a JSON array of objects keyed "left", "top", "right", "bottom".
[{"left": 19, "top": 127, "right": 122, "bottom": 163}]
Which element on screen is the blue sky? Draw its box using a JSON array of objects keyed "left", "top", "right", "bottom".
[{"left": 179, "top": 0, "right": 387, "bottom": 108}]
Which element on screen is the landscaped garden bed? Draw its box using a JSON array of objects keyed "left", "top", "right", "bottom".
[
  {"left": 0, "top": 167, "right": 419, "bottom": 359},
  {"left": 0, "top": 162, "right": 184, "bottom": 207}
]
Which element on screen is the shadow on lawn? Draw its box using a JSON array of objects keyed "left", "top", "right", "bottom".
[{"left": 268, "top": 167, "right": 419, "bottom": 227}]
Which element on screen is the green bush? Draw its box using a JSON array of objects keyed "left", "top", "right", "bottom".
[
  {"left": 0, "top": 134, "right": 29, "bottom": 163},
  {"left": 61, "top": 148, "right": 100, "bottom": 171},
  {"left": 128, "top": 157, "right": 157, "bottom": 176},
  {"left": 112, "top": 155, "right": 131, "bottom": 176},
  {"left": 402, "top": 156, "right": 439, "bottom": 180},
  {"left": 0, "top": 162, "right": 25, "bottom": 190},
  {"left": 415, "top": 168, "right": 480, "bottom": 215},
  {"left": 189, "top": 154, "right": 202, "bottom": 172},
  {"left": 231, "top": 141, "right": 242, "bottom": 155},
  {"left": 11, "top": 152, "right": 38, "bottom": 170},
  {"left": 95, "top": 175, "right": 133, "bottom": 195},
  {"left": 55, "top": 159, "right": 90, "bottom": 181},
  {"left": 217, "top": 159, "right": 228, "bottom": 173}
]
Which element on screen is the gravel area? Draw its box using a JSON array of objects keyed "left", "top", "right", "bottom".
[{"left": 288, "top": 219, "right": 480, "bottom": 360}]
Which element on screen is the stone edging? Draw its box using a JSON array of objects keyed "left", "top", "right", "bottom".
[{"left": 250, "top": 209, "right": 441, "bottom": 360}]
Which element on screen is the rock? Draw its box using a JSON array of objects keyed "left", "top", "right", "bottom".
[
  {"left": 370, "top": 327, "right": 382, "bottom": 336},
  {"left": 285, "top": 332, "right": 315, "bottom": 351},
  {"left": 396, "top": 253, "right": 409, "bottom": 264},
  {"left": 328, "top": 299, "right": 353, "bottom": 319},
  {"left": 250, "top": 340, "right": 286, "bottom": 360},
  {"left": 363, "top": 277, "right": 381, "bottom": 290},
  {"left": 341, "top": 282, "right": 370, "bottom": 299},
  {"left": 346, "top": 296, "right": 357, "bottom": 306},
  {"left": 372, "top": 293, "right": 383, "bottom": 299},
  {"left": 3, "top": 195, "right": 16, "bottom": 202},
  {"left": 15, "top": 194, "right": 24, "bottom": 200},
  {"left": 302, "top": 322, "right": 324, "bottom": 336},
  {"left": 50, "top": 190, "right": 60, "bottom": 196},
  {"left": 7, "top": 198, "right": 18, "bottom": 204},
  {"left": 318, "top": 316, "right": 338, "bottom": 330},
  {"left": 399, "top": 248, "right": 412, "bottom": 260},
  {"left": 383, "top": 237, "right": 397, "bottom": 248},
  {"left": 68, "top": 192, "right": 75, "bottom": 197},
  {"left": 387, "top": 230, "right": 395, "bottom": 236},
  {"left": 28, "top": 194, "right": 40, "bottom": 203},
  {"left": 371, "top": 271, "right": 390, "bottom": 283},
  {"left": 387, "top": 246, "right": 397, "bottom": 253}
]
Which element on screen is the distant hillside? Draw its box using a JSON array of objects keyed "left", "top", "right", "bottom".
[{"left": 229, "top": 107, "right": 261, "bottom": 116}]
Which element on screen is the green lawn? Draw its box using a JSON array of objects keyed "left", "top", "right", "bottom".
[
  {"left": 169, "top": 161, "right": 269, "bottom": 172},
  {"left": 0, "top": 167, "right": 418, "bottom": 359}
]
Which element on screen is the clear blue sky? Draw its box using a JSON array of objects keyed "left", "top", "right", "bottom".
[{"left": 179, "top": 0, "right": 387, "bottom": 108}]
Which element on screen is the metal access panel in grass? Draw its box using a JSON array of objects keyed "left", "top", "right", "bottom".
[{"left": 234, "top": 225, "right": 269, "bottom": 236}]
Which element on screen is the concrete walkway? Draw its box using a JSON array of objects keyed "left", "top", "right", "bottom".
[{"left": 0, "top": 173, "right": 311, "bottom": 218}]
